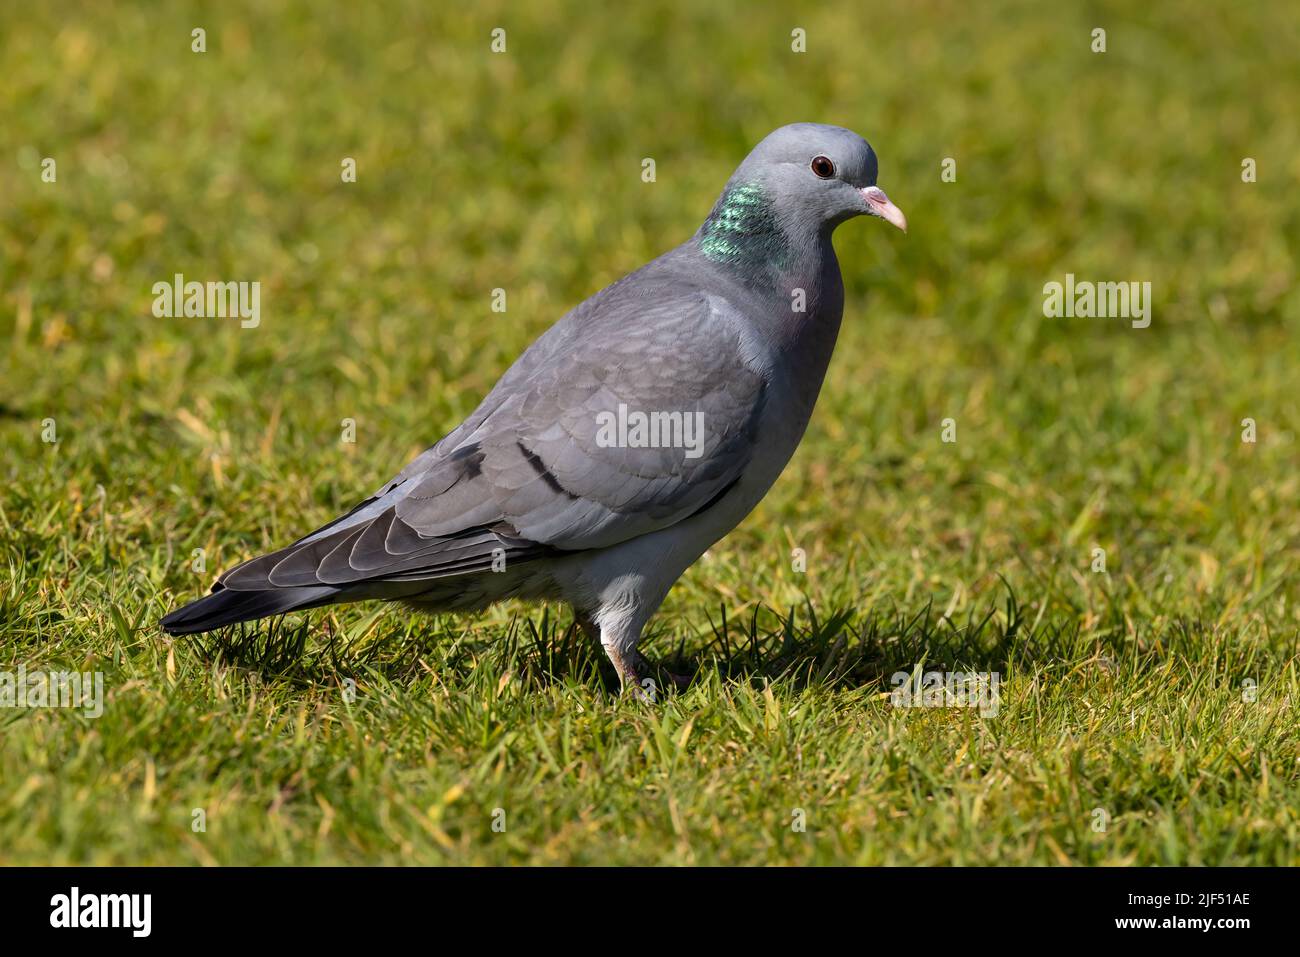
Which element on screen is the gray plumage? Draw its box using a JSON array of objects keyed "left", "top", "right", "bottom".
[{"left": 161, "top": 122, "right": 907, "bottom": 690}]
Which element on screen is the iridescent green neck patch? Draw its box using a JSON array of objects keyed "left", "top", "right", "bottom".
[{"left": 699, "top": 182, "right": 788, "bottom": 272}]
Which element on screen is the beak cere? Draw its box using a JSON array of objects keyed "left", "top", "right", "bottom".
[{"left": 861, "top": 186, "right": 908, "bottom": 232}]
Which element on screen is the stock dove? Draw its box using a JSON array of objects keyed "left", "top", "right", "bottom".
[{"left": 162, "top": 123, "right": 907, "bottom": 691}]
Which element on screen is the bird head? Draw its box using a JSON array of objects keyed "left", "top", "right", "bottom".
[{"left": 727, "top": 122, "right": 907, "bottom": 234}]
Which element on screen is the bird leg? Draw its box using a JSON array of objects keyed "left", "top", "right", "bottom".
[{"left": 573, "top": 605, "right": 689, "bottom": 697}]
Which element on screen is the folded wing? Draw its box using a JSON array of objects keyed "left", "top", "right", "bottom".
[{"left": 219, "top": 281, "right": 768, "bottom": 594}]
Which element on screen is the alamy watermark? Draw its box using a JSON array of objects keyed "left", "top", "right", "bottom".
[
  {"left": 889, "top": 669, "right": 1001, "bottom": 717},
  {"left": 1, "top": 666, "right": 104, "bottom": 718},
  {"left": 50, "top": 887, "right": 150, "bottom": 937},
  {"left": 1043, "top": 273, "right": 1151, "bottom": 329},
  {"left": 594, "top": 404, "right": 706, "bottom": 459},
  {"left": 152, "top": 273, "right": 260, "bottom": 328}
]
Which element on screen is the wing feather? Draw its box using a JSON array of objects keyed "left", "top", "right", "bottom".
[{"left": 215, "top": 267, "right": 768, "bottom": 593}]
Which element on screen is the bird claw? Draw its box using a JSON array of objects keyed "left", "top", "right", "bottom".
[{"left": 615, "top": 651, "right": 692, "bottom": 700}]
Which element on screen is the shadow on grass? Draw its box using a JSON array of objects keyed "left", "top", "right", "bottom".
[
  {"left": 655, "top": 590, "right": 1053, "bottom": 693},
  {"left": 185, "top": 579, "right": 1279, "bottom": 696},
  {"left": 185, "top": 586, "right": 1106, "bottom": 696}
]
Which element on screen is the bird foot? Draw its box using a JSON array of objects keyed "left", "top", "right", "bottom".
[{"left": 611, "top": 650, "right": 692, "bottom": 700}]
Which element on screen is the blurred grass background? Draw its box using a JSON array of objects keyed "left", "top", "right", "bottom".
[{"left": 0, "top": 0, "right": 1298, "bottom": 864}]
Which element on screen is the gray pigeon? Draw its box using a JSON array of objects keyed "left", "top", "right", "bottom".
[{"left": 161, "top": 123, "right": 907, "bottom": 691}]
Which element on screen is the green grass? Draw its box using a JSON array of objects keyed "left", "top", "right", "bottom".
[{"left": 1, "top": 0, "right": 1298, "bottom": 865}]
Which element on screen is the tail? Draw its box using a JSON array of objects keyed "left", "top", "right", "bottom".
[{"left": 160, "top": 583, "right": 339, "bottom": 636}]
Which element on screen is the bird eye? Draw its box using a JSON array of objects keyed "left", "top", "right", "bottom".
[{"left": 810, "top": 155, "right": 835, "bottom": 179}]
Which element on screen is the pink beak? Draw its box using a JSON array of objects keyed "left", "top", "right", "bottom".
[{"left": 860, "top": 186, "right": 907, "bottom": 232}]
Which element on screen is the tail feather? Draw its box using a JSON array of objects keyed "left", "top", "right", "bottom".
[{"left": 160, "top": 584, "right": 339, "bottom": 636}]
